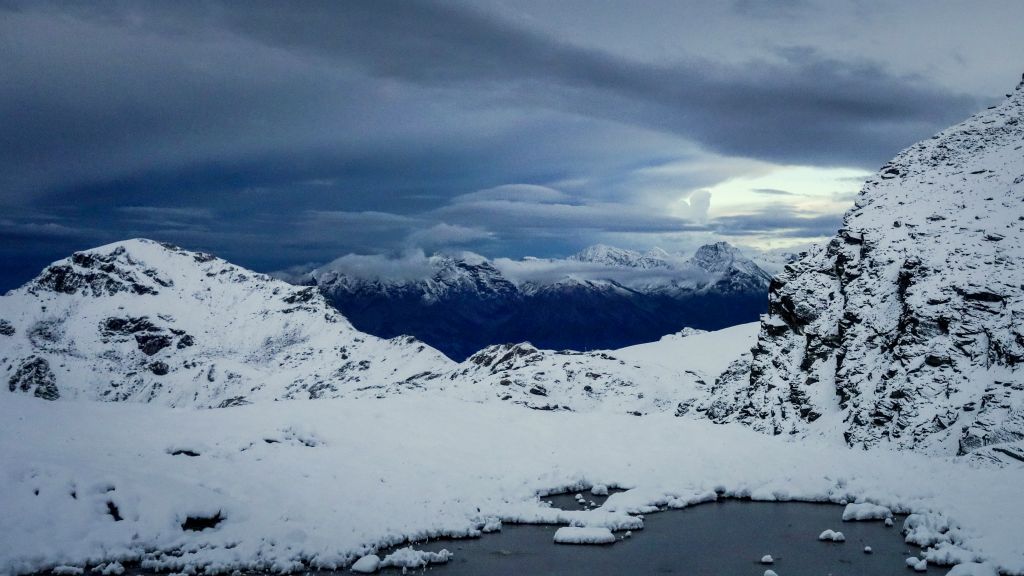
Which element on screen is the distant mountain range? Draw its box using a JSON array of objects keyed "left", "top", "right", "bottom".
[{"left": 290, "top": 242, "right": 774, "bottom": 360}]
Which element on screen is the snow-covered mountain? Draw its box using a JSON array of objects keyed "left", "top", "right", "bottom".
[
  {"left": 705, "top": 76, "right": 1024, "bottom": 459},
  {"left": 1, "top": 239, "right": 453, "bottom": 407},
  {"left": 309, "top": 242, "right": 771, "bottom": 360},
  {"left": 0, "top": 238, "right": 761, "bottom": 417}
]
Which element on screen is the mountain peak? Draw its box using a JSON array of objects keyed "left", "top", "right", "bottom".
[
  {"left": 570, "top": 244, "right": 671, "bottom": 269},
  {"left": 709, "top": 75, "right": 1024, "bottom": 456}
]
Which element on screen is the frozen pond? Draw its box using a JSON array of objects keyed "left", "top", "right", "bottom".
[{"left": 376, "top": 497, "right": 926, "bottom": 575}]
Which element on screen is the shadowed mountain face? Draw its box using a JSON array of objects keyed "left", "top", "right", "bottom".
[{"left": 308, "top": 242, "right": 773, "bottom": 360}]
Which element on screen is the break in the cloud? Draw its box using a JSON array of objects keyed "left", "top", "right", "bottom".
[{"left": 1, "top": 0, "right": 1021, "bottom": 290}]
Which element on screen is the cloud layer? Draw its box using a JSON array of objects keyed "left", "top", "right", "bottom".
[{"left": 1, "top": 0, "right": 1020, "bottom": 290}]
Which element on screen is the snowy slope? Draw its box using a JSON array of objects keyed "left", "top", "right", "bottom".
[
  {"left": 707, "top": 76, "right": 1024, "bottom": 457},
  {"left": 0, "top": 239, "right": 453, "bottom": 406},
  {"left": 388, "top": 323, "right": 760, "bottom": 415},
  {"left": 2, "top": 395, "right": 1022, "bottom": 575}
]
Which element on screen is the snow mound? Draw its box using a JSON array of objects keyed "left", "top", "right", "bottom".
[
  {"left": 553, "top": 527, "right": 616, "bottom": 545},
  {"left": 380, "top": 547, "right": 452, "bottom": 569},
  {"left": 349, "top": 555, "right": 380, "bottom": 573},
  {"left": 946, "top": 562, "right": 999, "bottom": 576},
  {"left": 842, "top": 502, "right": 892, "bottom": 521},
  {"left": 818, "top": 529, "right": 846, "bottom": 542}
]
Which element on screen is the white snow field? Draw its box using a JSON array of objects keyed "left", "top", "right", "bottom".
[{"left": 1, "top": 394, "right": 1023, "bottom": 575}]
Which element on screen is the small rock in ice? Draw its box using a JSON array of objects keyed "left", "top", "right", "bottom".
[
  {"left": 575, "top": 493, "right": 584, "bottom": 500},
  {"left": 885, "top": 517, "right": 895, "bottom": 527},
  {"left": 818, "top": 529, "right": 845, "bottom": 542},
  {"left": 590, "top": 484, "right": 609, "bottom": 496},
  {"left": 761, "top": 554, "right": 774, "bottom": 564},
  {"left": 350, "top": 554, "right": 381, "bottom": 573},
  {"left": 864, "top": 546, "right": 873, "bottom": 554},
  {"left": 764, "top": 570, "right": 779, "bottom": 576},
  {"left": 553, "top": 527, "right": 616, "bottom": 545},
  {"left": 624, "top": 531, "right": 632, "bottom": 538}
]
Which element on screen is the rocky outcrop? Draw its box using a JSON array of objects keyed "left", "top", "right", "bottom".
[
  {"left": 8, "top": 356, "right": 58, "bottom": 400},
  {"left": 706, "top": 76, "right": 1024, "bottom": 456}
]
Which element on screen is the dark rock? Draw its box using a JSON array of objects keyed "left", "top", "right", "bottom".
[
  {"left": 148, "top": 361, "right": 170, "bottom": 376},
  {"left": 8, "top": 356, "right": 59, "bottom": 400},
  {"left": 135, "top": 334, "right": 172, "bottom": 356},
  {"left": 0, "top": 319, "right": 13, "bottom": 336},
  {"left": 181, "top": 512, "right": 223, "bottom": 531}
]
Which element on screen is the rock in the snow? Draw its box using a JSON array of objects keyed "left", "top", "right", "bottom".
[{"left": 8, "top": 356, "right": 58, "bottom": 400}]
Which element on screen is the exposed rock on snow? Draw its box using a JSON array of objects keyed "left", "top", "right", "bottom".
[
  {"left": 553, "top": 526, "right": 616, "bottom": 545},
  {"left": 707, "top": 77, "right": 1024, "bottom": 459}
]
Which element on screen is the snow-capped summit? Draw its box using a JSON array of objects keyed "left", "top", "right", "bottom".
[
  {"left": 1, "top": 239, "right": 453, "bottom": 406},
  {"left": 687, "top": 241, "right": 774, "bottom": 295},
  {"left": 707, "top": 77, "right": 1024, "bottom": 458},
  {"left": 568, "top": 244, "right": 672, "bottom": 269}
]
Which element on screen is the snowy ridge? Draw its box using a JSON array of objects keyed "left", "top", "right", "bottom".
[
  {"left": 0, "top": 239, "right": 453, "bottom": 406},
  {"left": 705, "top": 77, "right": 1024, "bottom": 458}
]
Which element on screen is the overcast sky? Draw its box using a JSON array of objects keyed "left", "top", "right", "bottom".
[{"left": 2, "top": 0, "right": 1022, "bottom": 289}]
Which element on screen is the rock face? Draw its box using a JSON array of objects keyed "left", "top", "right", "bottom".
[
  {"left": 313, "top": 243, "right": 771, "bottom": 360},
  {"left": 0, "top": 239, "right": 453, "bottom": 406},
  {"left": 707, "top": 76, "right": 1024, "bottom": 456}
]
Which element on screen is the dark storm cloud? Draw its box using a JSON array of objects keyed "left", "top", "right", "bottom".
[
  {"left": 713, "top": 208, "right": 844, "bottom": 238},
  {"left": 0, "top": 0, "right": 1009, "bottom": 290}
]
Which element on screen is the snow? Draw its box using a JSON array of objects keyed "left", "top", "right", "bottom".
[
  {"left": 910, "top": 558, "right": 928, "bottom": 572},
  {"left": 717, "top": 79, "right": 1024, "bottom": 458},
  {"left": 760, "top": 554, "right": 774, "bottom": 564},
  {"left": 2, "top": 395, "right": 1024, "bottom": 575},
  {"left": 379, "top": 547, "right": 452, "bottom": 569},
  {"left": 553, "top": 527, "right": 616, "bottom": 545},
  {"left": 764, "top": 570, "right": 778, "bottom": 576},
  {"left": 590, "top": 484, "right": 609, "bottom": 496},
  {"left": 349, "top": 555, "right": 380, "bottom": 573},
  {"left": 818, "top": 529, "right": 846, "bottom": 542},
  {"left": 842, "top": 502, "right": 892, "bottom": 521},
  {"left": 947, "top": 563, "right": 1000, "bottom": 576}
]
